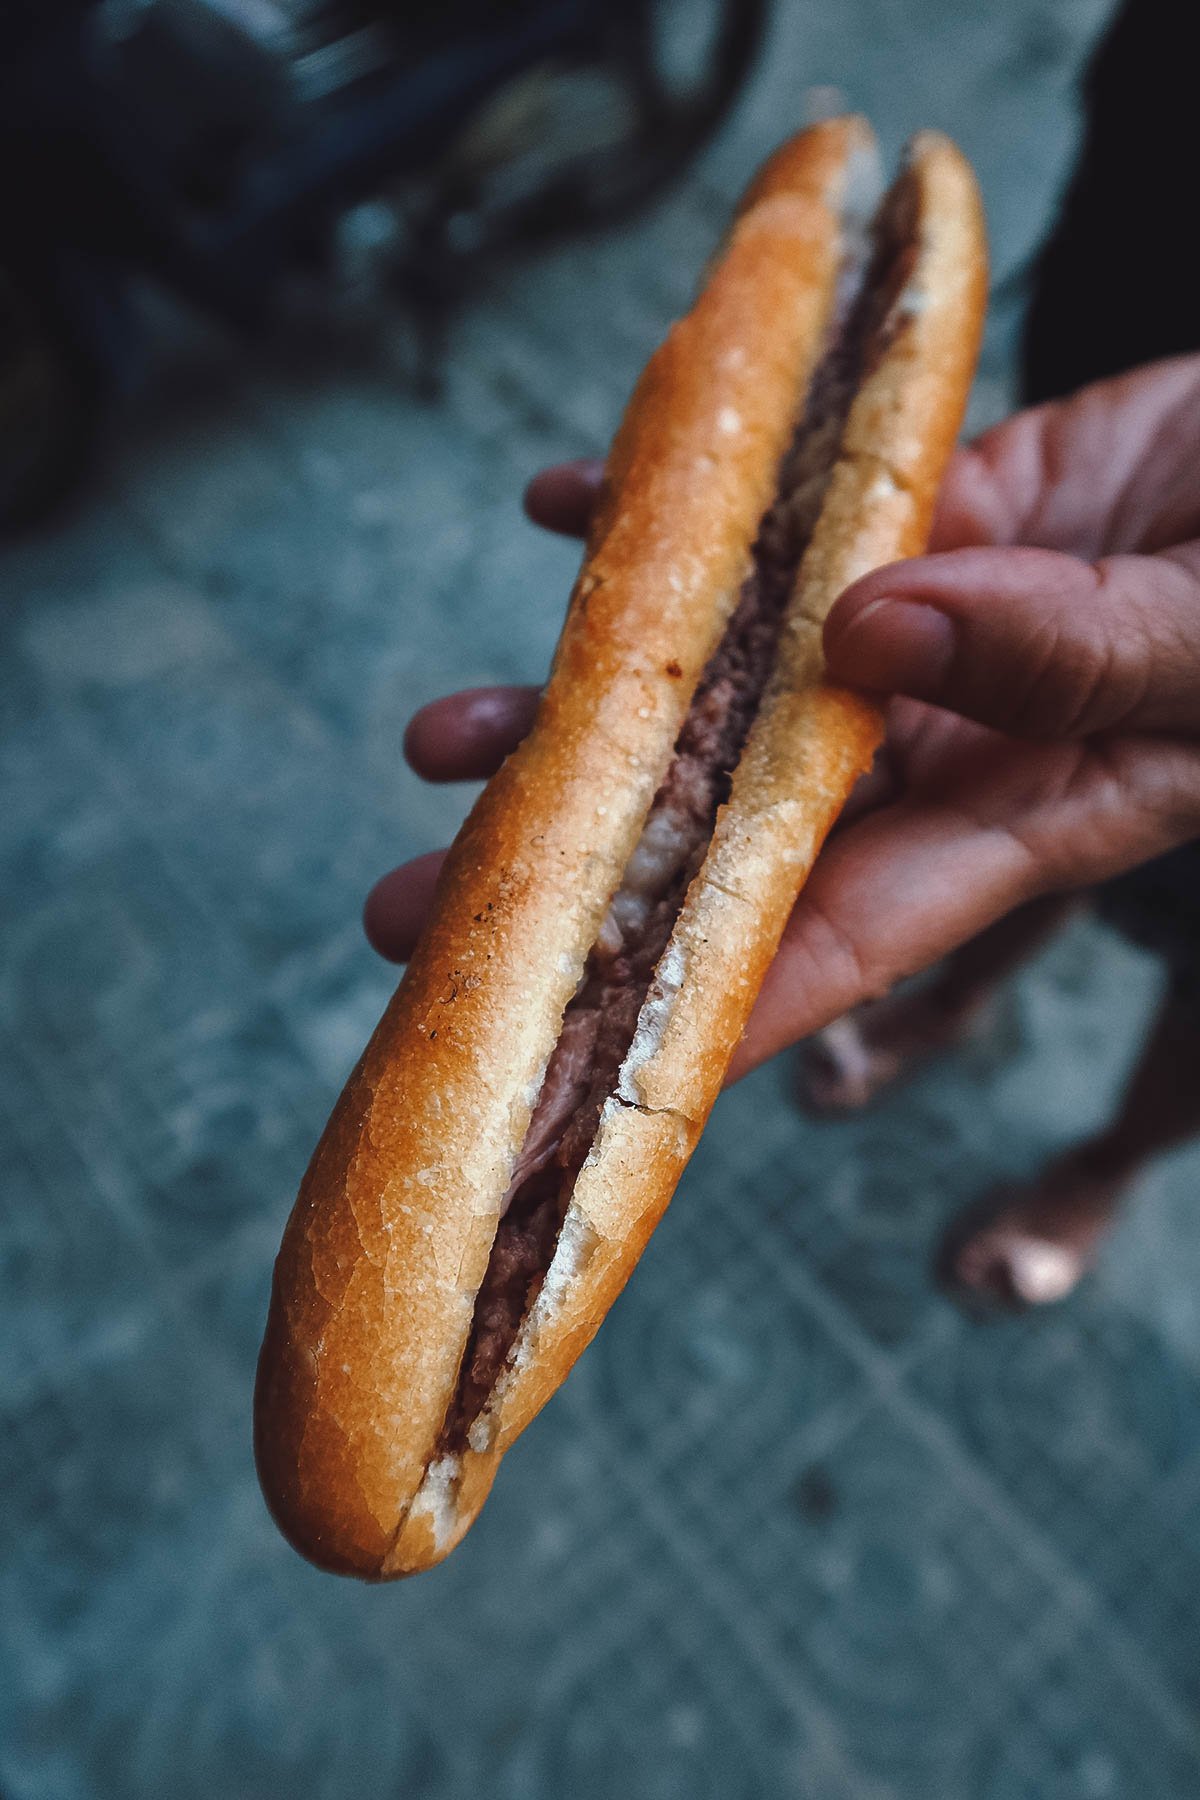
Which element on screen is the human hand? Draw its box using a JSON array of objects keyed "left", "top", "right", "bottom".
[{"left": 365, "top": 357, "right": 1200, "bottom": 1082}]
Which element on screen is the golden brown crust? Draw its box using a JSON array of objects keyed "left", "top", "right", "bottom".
[
  {"left": 255, "top": 117, "right": 872, "bottom": 1578},
  {"left": 390, "top": 129, "right": 987, "bottom": 1575},
  {"left": 257, "top": 120, "right": 986, "bottom": 1579}
]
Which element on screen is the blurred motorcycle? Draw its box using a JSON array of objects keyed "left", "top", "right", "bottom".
[{"left": 0, "top": 0, "right": 765, "bottom": 528}]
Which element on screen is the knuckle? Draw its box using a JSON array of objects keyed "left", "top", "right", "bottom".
[
  {"left": 994, "top": 559, "right": 1174, "bottom": 738},
  {"left": 1000, "top": 615, "right": 1113, "bottom": 737}
]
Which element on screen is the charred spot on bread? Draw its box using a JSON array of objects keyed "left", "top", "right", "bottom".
[{"left": 431, "top": 180, "right": 928, "bottom": 1465}]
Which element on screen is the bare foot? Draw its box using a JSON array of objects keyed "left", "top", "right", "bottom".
[
  {"left": 796, "top": 987, "right": 992, "bottom": 1115},
  {"left": 939, "top": 1149, "right": 1128, "bottom": 1311}
]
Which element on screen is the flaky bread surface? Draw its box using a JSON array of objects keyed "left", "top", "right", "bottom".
[
  {"left": 391, "top": 131, "right": 987, "bottom": 1577},
  {"left": 255, "top": 118, "right": 874, "bottom": 1578}
]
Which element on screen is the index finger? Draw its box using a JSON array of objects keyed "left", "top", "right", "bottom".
[
  {"left": 404, "top": 685, "right": 540, "bottom": 781},
  {"left": 523, "top": 459, "right": 604, "bottom": 538},
  {"left": 925, "top": 444, "right": 1010, "bottom": 552}
]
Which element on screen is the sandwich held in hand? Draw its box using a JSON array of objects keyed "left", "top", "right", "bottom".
[{"left": 255, "top": 116, "right": 987, "bottom": 1577}]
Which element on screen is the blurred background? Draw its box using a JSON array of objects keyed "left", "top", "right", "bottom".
[{"left": 3, "top": 0, "right": 1200, "bottom": 1794}]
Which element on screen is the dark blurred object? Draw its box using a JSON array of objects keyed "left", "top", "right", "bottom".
[
  {"left": 1021, "top": 0, "right": 1200, "bottom": 1067},
  {"left": 0, "top": 0, "right": 764, "bottom": 527},
  {"left": 1022, "top": 0, "right": 1192, "bottom": 405}
]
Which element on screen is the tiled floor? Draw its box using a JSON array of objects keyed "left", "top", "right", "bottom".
[{"left": 7, "top": 2, "right": 1200, "bottom": 1794}]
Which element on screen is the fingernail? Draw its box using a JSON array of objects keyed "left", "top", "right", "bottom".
[{"left": 825, "top": 598, "right": 957, "bottom": 695}]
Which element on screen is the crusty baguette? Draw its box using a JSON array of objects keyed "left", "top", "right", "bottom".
[{"left": 255, "top": 119, "right": 987, "bottom": 1578}]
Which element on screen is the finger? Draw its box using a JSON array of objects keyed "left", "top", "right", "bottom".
[
  {"left": 727, "top": 803, "right": 1042, "bottom": 1080},
  {"left": 523, "top": 459, "right": 605, "bottom": 537},
  {"left": 363, "top": 850, "right": 447, "bottom": 962},
  {"left": 726, "top": 729, "right": 1200, "bottom": 1082},
  {"left": 926, "top": 445, "right": 1013, "bottom": 552},
  {"left": 404, "top": 686, "right": 541, "bottom": 781},
  {"left": 936, "top": 358, "right": 1200, "bottom": 559},
  {"left": 824, "top": 542, "right": 1200, "bottom": 738}
]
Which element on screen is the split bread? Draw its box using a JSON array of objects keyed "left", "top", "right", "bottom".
[{"left": 255, "top": 116, "right": 987, "bottom": 1577}]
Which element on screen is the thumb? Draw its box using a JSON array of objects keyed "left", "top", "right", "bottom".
[{"left": 824, "top": 543, "right": 1200, "bottom": 738}]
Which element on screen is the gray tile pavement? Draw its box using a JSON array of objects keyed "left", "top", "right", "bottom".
[{"left": 7, "top": 3, "right": 1200, "bottom": 1795}]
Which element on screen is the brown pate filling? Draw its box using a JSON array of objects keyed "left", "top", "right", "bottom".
[{"left": 438, "top": 176, "right": 919, "bottom": 1456}]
